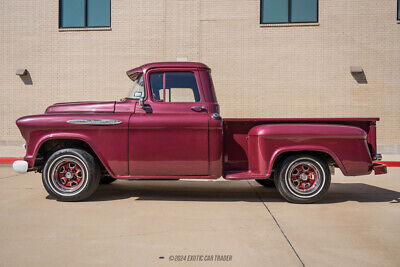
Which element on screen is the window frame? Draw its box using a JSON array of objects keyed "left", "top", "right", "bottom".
[
  {"left": 148, "top": 70, "right": 203, "bottom": 104},
  {"left": 260, "top": 0, "right": 319, "bottom": 25},
  {"left": 59, "top": 0, "right": 111, "bottom": 29}
]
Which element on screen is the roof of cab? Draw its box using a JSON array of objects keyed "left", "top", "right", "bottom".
[{"left": 127, "top": 62, "right": 210, "bottom": 74}]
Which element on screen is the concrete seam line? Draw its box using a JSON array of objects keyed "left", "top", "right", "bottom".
[
  {"left": 0, "top": 174, "right": 24, "bottom": 180},
  {"left": 247, "top": 181, "right": 305, "bottom": 267}
]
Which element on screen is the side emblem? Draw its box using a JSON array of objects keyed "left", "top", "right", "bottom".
[{"left": 67, "top": 119, "right": 122, "bottom": 125}]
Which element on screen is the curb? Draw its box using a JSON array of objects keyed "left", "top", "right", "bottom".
[
  {"left": 0, "top": 158, "right": 400, "bottom": 167},
  {"left": 375, "top": 161, "right": 400, "bottom": 167},
  {"left": 0, "top": 158, "right": 22, "bottom": 164}
]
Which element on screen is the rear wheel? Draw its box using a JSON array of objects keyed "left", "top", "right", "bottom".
[
  {"left": 274, "top": 154, "right": 331, "bottom": 204},
  {"left": 42, "top": 148, "right": 101, "bottom": 201}
]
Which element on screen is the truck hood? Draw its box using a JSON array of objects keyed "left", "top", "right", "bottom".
[{"left": 45, "top": 101, "right": 116, "bottom": 114}]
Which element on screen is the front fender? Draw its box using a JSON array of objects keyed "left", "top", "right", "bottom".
[
  {"left": 247, "top": 124, "right": 372, "bottom": 177},
  {"left": 17, "top": 113, "right": 130, "bottom": 177}
]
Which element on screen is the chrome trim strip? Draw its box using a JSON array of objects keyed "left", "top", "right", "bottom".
[{"left": 67, "top": 119, "right": 122, "bottom": 125}]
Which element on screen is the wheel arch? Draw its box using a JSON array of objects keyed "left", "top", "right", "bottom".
[
  {"left": 34, "top": 137, "right": 110, "bottom": 176},
  {"left": 269, "top": 148, "right": 347, "bottom": 176}
]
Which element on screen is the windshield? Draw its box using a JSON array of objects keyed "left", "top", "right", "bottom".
[{"left": 126, "top": 73, "right": 145, "bottom": 99}]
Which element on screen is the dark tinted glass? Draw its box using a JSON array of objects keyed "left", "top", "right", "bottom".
[
  {"left": 60, "top": 0, "right": 111, "bottom": 28},
  {"left": 60, "top": 0, "right": 85, "bottom": 27},
  {"left": 87, "top": 0, "right": 110, "bottom": 27},
  {"left": 261, "top": 0, "right": 289, "bottom": 23},
  {"left": 261, "top": 0, "right": 318, "bottom": 23},
  {"left": 291, "top": 0, "right": 318, "bottom": 22},
  {"left": 150, "top": 73, "right": 164, "bottom": 101},
  {"left": 398, "top": 0, "right": 400, "bottom": 20},
  {"left": 165, "top": 72, "right": 200, "bottom": 102}
]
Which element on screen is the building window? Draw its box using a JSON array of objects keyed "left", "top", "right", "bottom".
[
  {"left": 398, "top": 0, "right": 400, "bottom": 20},
  {"left": 60, "top": 0, "right": 111, "bottom": 28},
  {"left": 260, "top": 0, "right": 318, "bottom": 24}
]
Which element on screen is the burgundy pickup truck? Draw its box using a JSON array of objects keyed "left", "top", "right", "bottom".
[{"left": 13, "top": 62, "right": 387, "bottom": 203}]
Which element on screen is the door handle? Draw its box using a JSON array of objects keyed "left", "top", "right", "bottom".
[{"left": 191, "top": 106, "right": 207, "bottom": 112}]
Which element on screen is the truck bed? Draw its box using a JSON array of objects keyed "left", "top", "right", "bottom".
[{"left": 223, "top": 117, "right": 379, "bottom": 174}]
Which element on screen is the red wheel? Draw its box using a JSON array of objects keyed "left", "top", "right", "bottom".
[
  {"left": 53, "top": 160, "right": 85, "bottom": 192},
  {"left": 42, "top": 148, "right": 101, "bottom": 201},
  {"left": 286, "top": 162, "right": 322, "bottom": 196},
  {"left": 275, "top": 155, "right": 331, "bottom": 204}
]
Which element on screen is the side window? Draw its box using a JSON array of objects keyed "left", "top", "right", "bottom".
[{"left": 150, "top": 72, "right": 201, "bottom": 102}]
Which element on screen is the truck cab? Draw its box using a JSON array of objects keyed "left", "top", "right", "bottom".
[{"left": 124, "top": 62, "right": 223, "bottom": 178}]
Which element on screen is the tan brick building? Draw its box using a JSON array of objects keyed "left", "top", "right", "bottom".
[{"left": 1, "top": 0, "right": 399, "bottom": 157}]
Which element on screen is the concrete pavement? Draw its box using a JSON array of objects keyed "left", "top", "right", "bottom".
[{"left": 0, "top": 166, "right": 399, "bottom": 266}]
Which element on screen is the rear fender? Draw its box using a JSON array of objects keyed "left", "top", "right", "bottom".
[{"left": 247, "top": 124, "right": 372, "bottom": 177}]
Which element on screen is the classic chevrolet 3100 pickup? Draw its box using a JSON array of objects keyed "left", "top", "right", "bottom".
[{"left": 13, "top": 62, "right": 387, "bottom": 203}]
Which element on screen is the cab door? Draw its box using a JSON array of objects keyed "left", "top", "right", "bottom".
[{"left": 128, "top": 69, "right": 209, "bottom": 176}]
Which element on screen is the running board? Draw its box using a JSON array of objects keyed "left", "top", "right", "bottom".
[{"left": 224, "top": 171, "right": 269, "bottom": 180}]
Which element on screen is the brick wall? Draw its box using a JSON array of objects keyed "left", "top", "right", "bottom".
[{"left": 1, "top": 0, "right": 399, "bottom": 155}]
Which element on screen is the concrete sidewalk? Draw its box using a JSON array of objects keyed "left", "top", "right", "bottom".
[{"left": 0, "top": 167, "right": 399, "bottom": 266}]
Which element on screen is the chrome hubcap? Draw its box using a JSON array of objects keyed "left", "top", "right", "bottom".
[
  {"left": 286, "top": 160, "right": 323, "bottom": 197},
  {"left": 51, "top": 158, "right": 86, "bottom": 193}
]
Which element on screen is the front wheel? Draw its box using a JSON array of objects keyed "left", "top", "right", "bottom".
[
  {"left": 274, "top": 155, "right": 331, "bottom": 204},
  {"left": 42, "top": 148, "right": 101, "bottom": 201}
]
